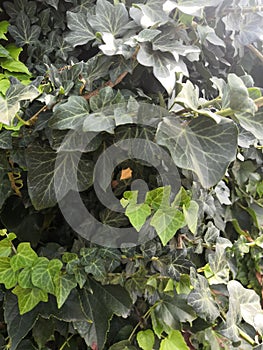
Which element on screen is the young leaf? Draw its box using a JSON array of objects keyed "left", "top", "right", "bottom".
[
  {"left": 31, "top": 257, "right": 63, "bottom": 294},
  {"left": 137, "top": 329, "right": 155, "bottom": 350},
  {"left": 183, "top": 200, "right": 199, "bottom": 234},
  {"left": 160, "top": 330, "right": 189, "bottom": 350},
  {"left": 150, "top": 207, "right": 185, "bottom": 246},
  {"left": 0, "top": 257, "right": 18, "bottom": 289},
  {"left": 145, "top": 186, "right": 171, "bottom": 210},
  {"left": 12, "top": 286, "right": 48, "bottom": 315},
  {"left": 125, "top": 203, "right": 151, "bottom": 232},
  {"left": 10, "top": 243, "right": 38, "bottom": 271}
]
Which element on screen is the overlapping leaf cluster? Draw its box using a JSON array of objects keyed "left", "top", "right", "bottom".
[{"left": 0, "top": 0, "right": 262, "bottom": 349}]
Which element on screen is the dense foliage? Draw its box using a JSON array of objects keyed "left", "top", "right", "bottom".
[{"left": 0, "top": 0, "right": 263, "bottom": 349}]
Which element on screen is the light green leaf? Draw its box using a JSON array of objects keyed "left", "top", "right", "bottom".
[
  {"left": 54, "top": 273, "right": 77, "bottom": 309},
  {"left": 0, "top": 257, "right": 18, "bottom": 289},
  {"left": 0, "top": 44, "right": 10, "bottom": 57},
  {"left": 0, "top": 59, "right": 31, "bottom": 75},
  {"left": 18, "top": 268, "right": 34, "bottom": 289},
  {"left": 156, "top": 116, "right": 238, "bottom": 188},
  {"left": 137, "top": 329, "right": 155, "bottom": 350},
  {"left": 0, "top": 81, "right": 40, "bottom": 125},
  {"left": 10, "top": 243, "right": 38, "bottom": 271},
  {"left": 65, "top": 10, "right": 95, "bottom": 47},
  {"left": 0, "top": 236, "right": 12, "bottom": 257},
  {"left": 31, "top": 257, "right": 63, "bottom": 294},
  {"left": 0, "top": 20, "right": 9, "bottom": 40},
  {"left": 160, "top": 330, "right": 189, "bottom": 350},
  {"left": 26, "top": 143, "right": 93, "bottom": 210},
  {"left": 125, "top": 203, "right": 151, "bottom": 231},
  {"left": 12, "top": 286, "right": 48, "bottom": 315},
  {"left": 49, "top": 96, "right": 90, "bottom": 130},
  {"left": 145, "top": 186, "right": 171, "bottom": 210},
  {"left": 150, "top": 207, "right": 185, "bottom": 246},
  {"left": 183, "top": 200, "right": 199, "bottom": 234},
  {"left": 188, "top": 269, "right": 220, "bottom": 323}
]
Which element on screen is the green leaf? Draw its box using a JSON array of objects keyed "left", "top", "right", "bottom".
[
  {"left": 26, "top": 143, "right": 93, "bottom": 210},
  {"left": 49, "top": 96, "right": 90, "bottom": 130},
  {"left": 109, "top": 340, "right": 137, "bottom": 350},
  {"left": 0, "top": 44, "right": 10, "bottom": 58},
  {"left": 18, "top": 268, "right": 34, "bottom": 289},
  {"left": 0, "top": 235, "right": 13, "bottom": 257},
  {"left": 183, "top": 200, "right": 199, "bottom": 234},
  {"left": 12, "top": 286, "right": 48, "bottom": 315},
  {"left": 89, "top": 86, "right": 120, "bottom": 111},
  {"left": 137, "top": 329, "right": 155, "bottom": 350},
  {"left": 8, "top": 13, "right": 41, "bottom": 47},
  {"left": 88, "top": 0, "right": 135, "bottom": 37},
  {"left": 0, "top": 59, "right": 31, "bottom": 75},
  {"left": 0, "top": 130, "right": 13, "bottom": 149},
  {"left": 150, "top": 207, "right": 185, "bottom": 246},
  {"left": 65, "top": 10, "right": 95, "bottom": 47},
  {"left": 4, "top": 292, "right": 39, "bottom": 350},
  {"left": 228, "top": 74, "right": 255, "bottom": 113},
  {"left": 0, "top": 257, "right": 18, "bottom": 289},
  {"left": 54, "top": 273, "right": 77, "bottom": 309},
  {"left": 160, "top": 330, "right": 189, "bottom": 350},
  {"left": 0, "top": 20, "right": 9, "bottom": 40},
  {"left": 154, "top": 293, "right": 196, "bottom": 330},
  {"left": 0, "top": 81, "right": 39, "bottom": 125},
  {"left": 31, "top": 257, "right": 63, "bottom": 294},
  {"left": 188, "top": 269, "right": 220, "bottom": 323},
  {"left": 125, "top": 203, "right": 151, "bottom": 232},
  {"left": 137, "top": 43, "right": 177, "bottom": 94},
  {"left": 156, "top": 116, "right": 238, "bottom": 188},
  {"left": 145, "top": 186, "right": 171, "bottom": 210},
  {"left": 10, "top": 243, "right": 38, "bottom": 271},
  {"left": 131, "top": 0, "right": 169, "bottom": 27},
  {"left": 235, "top": 109, "right": 263, "bottom": 140}
]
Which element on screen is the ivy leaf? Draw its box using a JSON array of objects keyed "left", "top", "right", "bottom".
[
  {"left": 228, "top": 74, "right": 256, "bottom": 113},
  {"left": 10, "top": 243, "right": 38, "bottom": 271},
  {"left": 54, "top": 273, "right": 77, "bottom": 309},
  {"left": 156, "top": 116, "right": 238, "bottom": 188},
  {"left": 0, "top": 234, "right": 13, "bottom": 257},
  {"left": 0, "top": 81, "right": 39, "bottom": 125},
  {"left": 160, "top": 330, "right": 189, "bottom": 350},
  {"left": 235, "top": 109, "right": 263, "bottom": 140},
  {"left": 88, "top": 0, "right": 135, "bottom": 37},
  {"left": 227, "top": 280, "right": 263, "bottom": 329},
  {"left": 0, "top": 59, "right": 31, "bottom": 75},
  {"left": 0, "top": 20, "right": 9, "bottom": 40},
  {"left": 4, "top": 292, "right": 39, "bottom": 350},
  {"left": 65, "top": 10, "right": 95, "bottom": 47},
  {"left": 12, "top": 286, "right": 48, "bottom": 315},
  {"left": 131, "top": 0, "right": 169, "bottom": 28},
  {"left": 154, "top": 293, "right": 196, "bottom": 330},
  {"left": 26, "top": 143, "right": 93, "bottom": 210},
  {"left": 125, "top": 203, "right": 151, "bottom": 232},
  {"left": 8, "top": 13, "right": 41, "bottom": 47},
  {"left": 18, "top": 268, "right": 34, "bottom": 289},
  {"left": 31, "top": 257, "right": 63, "bottom": 295},
  {"left": 44, "top": 0, "right": 59, "bottom": 10},
  {"left": 0, "top": 257, "right": 18, "bottom": 289},
  {"left": 137, "top": 329, "right": 155, "bottom": 350},
  {"left": 188, "top": 269, "right": 220, "bottom": 323},
  {"left": 183, "top": 200, "right": 199, "bottom": 234},
  {"left": 137, "top": 43, "right": 177, "bottom": 94},
  {"left": 150, "top": 207, "right": 185, "bottom": 246},
  {"left": 145, "top": 186, "right": 171, "bottom": 210},
  {"left": 49, "top": 96, "right": 90, "bottom": 130}
]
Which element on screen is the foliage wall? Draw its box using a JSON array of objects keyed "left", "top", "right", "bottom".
[{"left": 0, "top": 0, "right": 263, "bottom": 349}]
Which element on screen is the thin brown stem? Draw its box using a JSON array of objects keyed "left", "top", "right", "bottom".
[{"left": 247, "top": 44, "right": 263, "bottom": 64}]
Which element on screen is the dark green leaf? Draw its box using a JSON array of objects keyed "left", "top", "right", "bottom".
[
  {"left": 54, "top": 273, "right": 77, "bottom": 309},
  {"left": 8, "top": 13, "right": 41, "bottom": 47},
  {"left": 65, "top": 10, "right": 95, "bottom": 47}
]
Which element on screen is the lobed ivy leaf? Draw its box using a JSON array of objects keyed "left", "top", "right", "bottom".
[
  {"left": 54, "top": 273, "right": 77, "bottom": 309},
  {"left": 18, "top": 268, "right": 34, "bottom": 289},
  {"left": 12, "top": 286, "right": 48, "bottom": 315},
  {"left": 10, "top": 243, "right": 38, "bottom": 272},
  {"left": 145, "top": 186, "right": 171, "bottom": 210},
  {"left": 26, "top": 142, "right": 93, "bottom": 210},
  {"left": 125, "top": 203, "right": 151, "bottom": 232},
  {"left": 8, "top": 13, "right": 41, "bottom": 47},
  {"left": 0, "top": 81, "right": 39, "bottom": 125},
  {"left": 131, "top": 0, "right": 169, "bottom": 28},
  {"left": 228, "top": 74, "right": 255, "bottom": 113},
  {"left": 188, "top": 269, "right": 220, "bottom": 323},
  {"left": 31, "top": 257, "right": 63, "bottom": 295},
  {"left": 156, "top": 116, "right": 238, "bottom": 188},
  {"left": 183, "top": 200, "right": 199, "bottom": 234},
  {"left": 65, "top": 10, "right": 95, "bottom": 47},
  {"left": 88, "top": 0, "right": 136, "bottom": 37},
  {"left": 0, "top": 257, "right": 18, "bottom": 289},
  {"left": 49, "top": 96, "right": 90, "bottom": 130},
  {"left": 235, "top": 109, "right": 263, "bottom": 140},
  {"left": 150, "top": 207, "right": 185, "bottom": 246}
]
